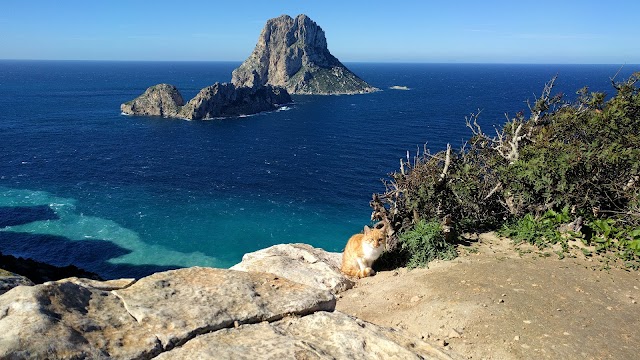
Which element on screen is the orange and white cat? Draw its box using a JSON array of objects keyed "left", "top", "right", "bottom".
[{"left": 341, "top": 225, "right": 386, "bottom": 278}]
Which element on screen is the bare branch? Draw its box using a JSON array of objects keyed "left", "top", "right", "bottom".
[{"left": 439, "top": 144, "right": 452, "bottom": 181}]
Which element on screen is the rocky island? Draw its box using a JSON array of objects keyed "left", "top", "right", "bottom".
[
  {"left": 121, "top": 14, "right": 377, "bottom": 120},
  {"left": 232, "top": 14, "right": 378, "bottom": 95},
  {"left": 121, "top": 82, "right": 291, "bottom": 120}
]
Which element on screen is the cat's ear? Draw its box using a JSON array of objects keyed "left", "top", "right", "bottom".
[{"left": 363, "top": 225, "right": 371, "bottom": 235}]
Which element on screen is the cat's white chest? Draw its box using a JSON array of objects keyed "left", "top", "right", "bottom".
[{"left": 362, "top": 242, "right": 383, "bottom": 262}]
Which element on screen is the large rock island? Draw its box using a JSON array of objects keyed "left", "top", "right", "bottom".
[
  {"left": 232, "top": 14, "right": 378, "bottom": 95},
  {"left": 121, "top": 14, "right": 376, "bottom": 119},
  {"left": 121, "top": 82, "right": 291, "bottom": 120}
]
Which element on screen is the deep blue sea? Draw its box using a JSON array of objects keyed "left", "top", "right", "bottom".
[{"left": 0, "top": 61, "right": 637, "bottom": 279}]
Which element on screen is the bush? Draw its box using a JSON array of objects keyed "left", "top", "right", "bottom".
[
  {"left": 498, "top": 207, "right": 571, "bottom": 250},
  {"left": 372, "top": 73, "right": 640, "bottom": 267},
  {"left": 398, "top": 220, "right": 457, "bottom": 269}
]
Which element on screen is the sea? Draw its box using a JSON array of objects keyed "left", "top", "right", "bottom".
[{"left": 0, "top": 61, "right": 637, "bottom": 279}]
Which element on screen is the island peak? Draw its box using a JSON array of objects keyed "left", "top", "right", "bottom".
[{"left": 232, "top": 14, "right": 377, "bottom": 95}]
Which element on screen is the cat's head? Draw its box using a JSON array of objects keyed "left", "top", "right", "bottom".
[{"left": 363, "top": 225, "right": 386, "bottom": 249}]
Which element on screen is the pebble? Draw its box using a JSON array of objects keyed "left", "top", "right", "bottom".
[
  {"left": 514, "top": 335, "right": 520, "bottom": 341},
  {"left": 498, "top": 299, "right": 504, "bottom": 303},
  {"left": 632, "top": 300, "right": 637, "bottom": 304},
  {"left": 523, "top": 320, "right": 532, "bottom": 324},
  {"left": 448, "top": 329, "right": 462, "bottom": 338},
  {"left": 410, "top": 295, "right": 421, "bottom": 303}
]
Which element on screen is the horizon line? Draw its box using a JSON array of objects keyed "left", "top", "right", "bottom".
[{"left": 0, "top": 58, "right": 637, "bottom": 66}]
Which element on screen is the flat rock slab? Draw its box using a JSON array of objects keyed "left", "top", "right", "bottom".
[
  {"left": 156, "top": 311, "right": 454, "bottom": 360},
  {"left": 0, "top": 267, "right": 335, "bottom": 359},
  {"left": 231, "top": 243, "right": 354, "bottom": 293},
  {"left": 0, "top": 279, "right": 161, "bottom": 359},
  {"left": 112, "top": 267, "right": 336, "bottom": 349}
]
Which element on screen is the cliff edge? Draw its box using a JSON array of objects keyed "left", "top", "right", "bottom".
[{"left": 232, "top": 14, "right": 378, "bottom": 95}]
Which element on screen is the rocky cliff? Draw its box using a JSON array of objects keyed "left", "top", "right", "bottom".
[
  {"left": 121, "top": 83, "right": 291, "bottom": 120},
  {"left": 121, "top": 84, "right": 185, "bottom": 117},
  {"left": 0, "top": 244, "right": 455, "bottom": 359},
  {"left": 232, "top": 14, "right": 378, "bottom": 95}
]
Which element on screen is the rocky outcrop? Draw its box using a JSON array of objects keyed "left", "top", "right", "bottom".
[
  {"left": 0, "top": 267, "right": 334, "bottom": 359},
  {"left": 231, "top": 243, "right": 354, "bottom": 294},
  {"left": 121, "top": 83, "right": 291, "bottom": 120},
  {"left": 0, "top": 266, "right": 452, "bottom": 359},
  {"left": 155, "top": 311, "right": 454, "bottom": 360},
  {"left": 232, "top": 14, "right": 378, "bottom": 95},
  {"left": 0, "top": 251, "right": 101, "bottom": 284},
  {"left": 120, "top": 83, "right": 184, "bottom": 117},
  {"left": 178, "top": 83, "right": 291, "bottom": 120},
  {"left": 0, "top": 269, "right": 33, "bottom": 295}
]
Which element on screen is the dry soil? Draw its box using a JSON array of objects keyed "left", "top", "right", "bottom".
[{"left": 336, "top": 233, "right": 640, "bottom": 360}]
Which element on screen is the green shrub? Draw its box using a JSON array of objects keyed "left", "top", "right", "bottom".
[
  {"left": 399, "top": 220, "right": 457, "bottom": 269},
  {"left": 499, "top": 208, "right": 571, "bottom": 250},
  {"left": 372, "top": 72, "right": 640, "bottom": 267}
]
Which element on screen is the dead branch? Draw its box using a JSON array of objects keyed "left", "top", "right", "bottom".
[{"left": 439, "top": 144, "right": 452, "bottom": 181}]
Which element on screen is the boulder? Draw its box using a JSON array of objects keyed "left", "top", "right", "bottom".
[
  {"left": 232, "top": 14, "right": 378, "bottom": 95},
  {"left": 155, "top": 311, "right": 455, "bottom": 360},
  {"left": 231, "top": 243, "right": 354, "bottom": 294},
  {"left": 0, "top": 278, "right": 161, "bottom": 359},
  {"left": 112, "top": 267, "right": 335, "bottom": 349},
  {"left": 0, "top": 267, "right": 334, "bottom": 359}
]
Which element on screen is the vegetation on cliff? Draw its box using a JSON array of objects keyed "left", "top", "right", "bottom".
[{"left": 373, "top": 72, "right": 640, "bottom": 268}]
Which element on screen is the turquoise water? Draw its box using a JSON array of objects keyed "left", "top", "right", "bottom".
[{"left": 0, "top": 61, "right": 636, "bottom": 278}]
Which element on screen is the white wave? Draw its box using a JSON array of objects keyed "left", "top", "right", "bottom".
[{"left": 389, "top": 85, "right": 410, "bottom": 90}]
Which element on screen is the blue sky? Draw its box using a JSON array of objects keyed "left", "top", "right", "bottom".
[{"left": 1, "top": 0, "right": 638, "bottom": 63}]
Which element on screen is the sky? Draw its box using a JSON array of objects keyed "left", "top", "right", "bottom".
[{"left": 1, "top": 0, "right": 639, "bottom": 64}]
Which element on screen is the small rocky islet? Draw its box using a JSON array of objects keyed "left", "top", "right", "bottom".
[{"left": 121, "top": 14, "right": 378, "bottom": 120}]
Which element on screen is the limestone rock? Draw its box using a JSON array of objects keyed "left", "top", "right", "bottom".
[
  {"left": 112, "top": 267, "right": 335, "bottom": 349},
  {"left": 156, "top": 311, "right": 454, "bottom": 360},
  {"left": 121, "top": 82, "right": 291, "bottom": 120},
  {"left": 121, "top": 83, "right": 184, "bottom": 117},
  {"left": 0, "top": 267, "right": 334, "bottom": 359},
  {"left": 0, "top": 279, "right": 161, "bottom": 359},
  {"left": 231, "top": 243, "right": 354, "bottom": 294},
  {"left": 0, "top": 269, "right": 33, "bottom": 295},
  {"left": 178, "top": 83, "right": 291, "bottom": 120},
  {"left": 232, "top": 14, "right": 378, "bottom": 95}
]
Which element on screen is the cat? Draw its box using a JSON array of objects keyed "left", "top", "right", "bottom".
[{"left": 341, "top": 225, "right": 386, "bottom": 278}]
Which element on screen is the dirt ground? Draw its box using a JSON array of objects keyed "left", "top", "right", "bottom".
[{"left": 335, "top": 233, "right": 640, "bottom": 360}]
